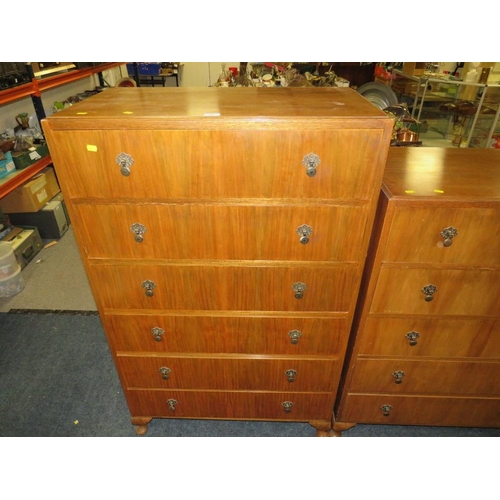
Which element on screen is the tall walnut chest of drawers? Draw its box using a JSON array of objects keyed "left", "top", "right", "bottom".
[
  {"left": 42, "top": 87, "right": 392, "bottom": 436},
  {"left": 334, "top": 147, "right": 500, "bottom": 434}
]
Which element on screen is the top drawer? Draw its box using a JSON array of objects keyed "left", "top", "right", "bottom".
[
  {"left": 383, "top": 206, "right": 500, "bottom": 267},
  {"left": 47, "top": 129, "right": 385, "bottom": 201}
]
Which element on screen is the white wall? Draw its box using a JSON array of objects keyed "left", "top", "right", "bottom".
[
  {"left": 122, "top": 62, "right": 240, "bottom": 87},
  {"left": 176, "top": 62, "right": 240, "bottom": 87}
]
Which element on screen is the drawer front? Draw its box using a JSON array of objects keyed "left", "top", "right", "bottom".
[
  {"left": 88, "top": 263, "right": 359, "bottom": 312},
  {"left": 102, "top": 313, "right": 348, "bottom": 356},
  {"left": 358, "top": 317, "right": 500, "bottom": 359},
  {"left": 383, "top": 206, "right": 500, "bottom": 266},
  {"left": 73, "top": 203, "right": 368, "bottom": 262},
  {"left": 125, "top": 389, "right": 334, "bottom": 421},
  {"left": 371, "top": 268, "right": 500, "bottom": 316},
  {"left": 349, "top": 359, "right": 500, "bottom": 396},
  {"left": 338, "top": 394, "right": 500, "bottom": 428},
  {"left": 49, "top": 129, "right": 384, "bottom": 200},
  {"left": 116, "top": 355, "right": 340, "bottom": 392}
]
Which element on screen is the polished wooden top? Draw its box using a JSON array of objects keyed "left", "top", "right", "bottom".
[
  {"left": 383, "top": 147, "right": 500, "bottom": 200},
  {"left": 43, "top": 87, "right": 390, "bottom": 130}
]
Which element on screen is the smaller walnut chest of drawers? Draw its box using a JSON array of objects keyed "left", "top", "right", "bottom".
[
  {"left": 42, "top": 87, "right": 392, "bottom": 436},
  {"left": 334, "top": 147, "right": 500, "bottom": 433}
]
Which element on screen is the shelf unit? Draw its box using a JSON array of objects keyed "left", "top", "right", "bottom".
[
  {"left": 126, "top": 62, "right": 181, "bottom": 87},
  {"left": 0, "top": 63, "right": 123, "bottom": 198},
  {"left": 390, "top": 69, "right": 500, "bottom": 148}
]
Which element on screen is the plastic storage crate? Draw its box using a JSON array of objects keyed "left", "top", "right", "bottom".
[
  {"left": 0, "top": 152, "right": 15, "bottom": 179},
  {"left": 126, "top": 63, "right": 161, "bottom": 76}
]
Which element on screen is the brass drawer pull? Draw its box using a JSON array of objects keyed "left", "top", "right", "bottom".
[
  {"left": 296, "top": 224, "right": 313, "bottom": 245},
  {"left": 440, "top": 226, "right": 458, "bottom": 247},
  {"left": 381, "top": 404, "right": 392, "bottom": 417},
  {"left": 116, "top": 152, "right": 134, "bottom": 176},
  {"left": 392, "top": 370, "right": 405, "bottom": 384},
  {"left": 292, "top": 282, "right": 307, "bottom": 299},
  {"left": 151, "top": 327, "right": 164, "bottom": 342},
  {"left": 130, "top": 222, "right": 147, "bottom": 243},
  {"left": 166, "top": 399, "right": 177, "bottom": 412},
  {"left": 302, "top": 152, "right": 321, "bottom": 177},
  {"left": 288, "top": 329, "right": 302, "bottom": 345},
  {"left": 285, "top": 369, "right": 297, "bottom": 383},
  {"left": 406, "top": 331, "right": 420, "bottom": 346},
  {"left": 159, "top": 366, "right": 171, "bottom": 380},
  {"left": 142, "top": 279, "right": 156, "bottom": 297},
  {"left": 422, "top": 284, "right": 437, "bottom": 302},
  {"left": 282, "top": 401, "right": 293, "bottom": 413}
]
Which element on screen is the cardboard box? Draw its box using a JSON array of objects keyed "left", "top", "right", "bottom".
[
  {"left": 403, "top": 62, "right": 426, "bottom": 76},
  {"left": 11, "top": 143, "right": 49, "bottom": 171},
  {"left": 0, "top": 167, "right": 60, "bottom": 213}
]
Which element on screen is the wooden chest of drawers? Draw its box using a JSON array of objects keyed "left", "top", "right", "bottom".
[
  {"left": 334, "top": 147, "right": 500, "bottom": 433},
  {"left": 42, "top": 87, "right": 392, "bottom": 436}
]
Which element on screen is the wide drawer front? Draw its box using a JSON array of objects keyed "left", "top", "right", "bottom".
[
  {"left": 349, "top": 359, "right": 500, "bottom": 396},
  {"left": 73, "top": 203, "right": 368, "bottom": 261},
  {"left": 383, "top": 206, "right": 500, "bottom": 267},
  {"left": 371, "top": 268, "right": 500, "bottom": 316},
  {"left": 116, "top": 355, "right": 340, "bottom": 392},
  {"left": 102, "top": 313, "right": 348, "bottom": 356},
  {"left": 358, "top": 317, "right": 500, "bottom": 359},
  {"left": 338, "top": 394, "right": 500, "bottom": 428},
  {"left": 88, "top": 263, "right": 359, "bottom": 312},
  {"left": 49, "top": 129, "right": 384, "bottom": 200},
  {"left": 125, "top": 389, "right": 334, "bottom": 422}
]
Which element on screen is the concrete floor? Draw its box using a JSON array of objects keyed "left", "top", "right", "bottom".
[{"left": 0, "top": 227, "right": 96, "bottom": 312}]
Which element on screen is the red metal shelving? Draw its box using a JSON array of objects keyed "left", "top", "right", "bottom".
[
  {"left": 0, "top": 155, "right": 53, "bottom": 199},
  {"left": 0, "top": 63, "right": 123, "bottom": 199}
]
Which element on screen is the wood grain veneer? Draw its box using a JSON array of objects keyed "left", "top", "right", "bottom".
[
  {"left": 43, "top": 87, "right": 392, "bottom": 436},
  {"left": 334, "top": 147, "right": 500, "bottom": 432}
]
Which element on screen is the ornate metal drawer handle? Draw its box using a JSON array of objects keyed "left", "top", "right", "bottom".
[
  {"left": 159, "top": 366, "right": 171, "bottom": 380},
  {"left": 440, "top": 226, "right": 458, "bottom": 247},
  {"left": 166, "top": 399, "right": 177, "bottom": 412},
  {"left": 422, "top": 284, "right": 437, "bottom": 302},
  {"left": 151, "top": 327, "right": 164, "bottom": 342},
  {"left": 392, "top": 370, "right": 405, "bottom": 384},
  {"left": 381, "top": 404, "right": 393, "bottom": 417},
  {"left": 296, "top": 224, "right": 313, "bottom": 245},
  {"left": 282, "top": 401, "right": 293, "bottom": 413},
  {"left": 142, "top": 279, "right": 156, "bottom": 297},
  {"left": 302, "top": 153, "right": 320, "bottom": 177},
  {"left": 405, "top": 331, "right": 420, "bottom": 346},
  {"left": 116, "top": 152, "right": 134, "bottom": 177},
  {"left": 130, "top": 222, "right": 147, "bottom": 243},
  {"left": 285, "top": 369, "right": 297, "bottom": 382},
  {"left": 288, "top": 329, "right": 302, "bottom": 345},
  {"left": 292, "top": 282, "right": 307, "bottom": 299}
]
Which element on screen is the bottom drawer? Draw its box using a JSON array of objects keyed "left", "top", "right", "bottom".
[
  {"left": 337, "top": 394, "right": 500, "bottom": 428},
  {"left": 125, "top": 390, "right": 334, "bottom": 422}
]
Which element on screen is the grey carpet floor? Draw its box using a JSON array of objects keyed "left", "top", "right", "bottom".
[
  {"left": 1, "top": 228, "right": 499, "bottom": 436},
  {"left": 1, "top": 311, "right": 499, "bottom": 437}
]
